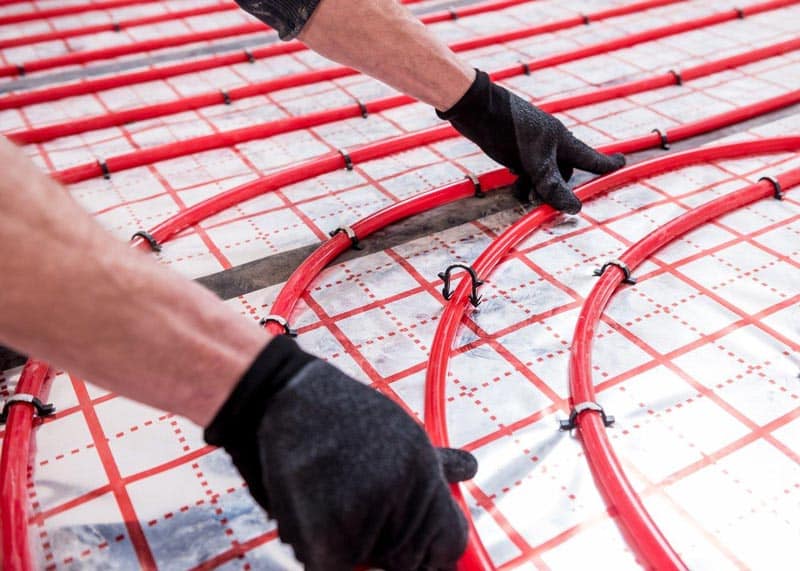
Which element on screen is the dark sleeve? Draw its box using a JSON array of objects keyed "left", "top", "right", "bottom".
[{"left": 235, "top": 0, "right": 324, "bottom": 40}]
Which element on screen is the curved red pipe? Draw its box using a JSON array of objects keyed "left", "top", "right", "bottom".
[
  {"left": 0, "top": 0, "right": 684, "bottom": 110},
  {"left": 50, "top": 0, "right": 789, "bottom": 186},
  {"left": 569, "top": 166, "right": 800, "bottom": 571},
  {"left": 423, "top": 136, "right": 800, "bottom": 569},
  {"left": 131, "top": 82, "right": 800, "bottom": 252},
  {"left": 0, "top": 3, "right": 239, "bottom": 50},
  {"left": 0, "top": 359, "right": 52, "bottom": 571},
  {"left": 13, "top": 24, "right": 800, "bottom": 147}
]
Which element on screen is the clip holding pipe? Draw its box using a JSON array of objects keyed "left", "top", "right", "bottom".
[
  {"left": 593, "top": 259, "right": 637, "bottom": 285},
  {"left": 449, "top": 8, "right": 458, "bottom": 20},
  {"left": 669, "top": 69, "right": 683, "bottom": 86},
  {"left": 329, "top": 225, "right": 363, "bottom": 250},
  {"left": 338, "top": 148, "right": 354, "bottom": 171},
  {"left": 735, "top": 7, "right": 745, "bottom": 18},
  {"left": 559, "top": 401, "right": 615, "bottom": 431},
  {"left": 0, "top": 394, "right": 56, "bottom": 424},
  {"left": 112, "top": 22, "right": 122, "bottom": 32},
  {"left": 519, "top": 61, "right": 531, "bottom": 76},
  {"left": 98, "top": 159, "right": 111, "bottom": 179},
  {"left": 355, "top": 98, "right": 368, "bottom": 118},
  {"left": 131, "top": 230, "right": 162, "bottom": 252},
  {"left": 221, "top": 90, "right": 232, "bottom": 105},
  {"left": 438, "top": 263, "right": 484, "bottom": 307},
  {"left": 15, "top": 64, "right": 25, "bottom": 76},
  {"left": 466, "top": 172, "right": 485, "bottom": 198},
  {"left": 243, "top": 49, "right": 256, "bottom": 63},
  {"left": 260, "top": 314, "right": 297, "bottom": 337},
  {"left": 651, "top": 128, "right": 670, "bottom": 150},
  {"left": 759, "top": 176, "right": 783, "bottom": 200},
  {"left": 581, "top": 13, "right": 590, "bottom": 25}
]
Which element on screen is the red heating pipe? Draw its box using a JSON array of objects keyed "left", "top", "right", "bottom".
[
  {"left": 126, "top": 84, "right": 800, "bottom": 251},
  {"left": 0, "top": 0, "right": 685, "bottom": 109},
  {"left": 0, "top": 3, "right": 238, "bottom": 50},
  {"left": 0, "top": 0, "right": 172, "bottom": 25},
  {"left": 568, "top": 166, "right": 800, "bottom": 570},
  {"left": 49, "top": 0, "right": 790, "bottom": 186},
  {"left": 17, "top": 27, "right": 800, "bottom": 149},
  {"left": 423, "top": 136, "right": 800, "bottom": 570},
  {"left": 11, "top": 31, "right": 800, "bottom": 148},
  {"left": 0, "top": 359, "right": 53, "bottom": 571},
  {"left": 0, "top": 0, "right": 430, "bottom": 77}
]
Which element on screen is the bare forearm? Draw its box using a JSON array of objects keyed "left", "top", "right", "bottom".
[
  {"left": 298, "top": 0, "right": 475, "bottom": 111},
  {"left": 0, "top": 138, "right": 267, "bottom": 426}
]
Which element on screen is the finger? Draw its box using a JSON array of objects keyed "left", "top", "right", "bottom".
[
  {"left": 563, "top": 135, "right": 626, "bottom": 174},
  {"left": 437, "top": 448, "right": 478, "bottom": 482},
  {"left": 534, "top": 164, "right": 582, "bottom": 214},
  {"left": 420, "top": 489, "right": 470, "bottom": 570},
  {"left": 511, "top": 175, "right": 534, "bottom": 204},
  {"left": 558, "top": 160, "right": 574, "bottom": 183}
]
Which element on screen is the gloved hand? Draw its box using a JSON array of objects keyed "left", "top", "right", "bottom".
[
  {"left": 437, "top": 69, "right": 626, "bottom": 214},
  {"left": 205, "top": 335, "right": 478, "bottom": 571}
]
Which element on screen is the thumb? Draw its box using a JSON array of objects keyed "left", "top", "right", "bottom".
[
  {"left": 437, "top": 448, "right": 478, "bottom": 482},
  {"left": 534, "top": 164, "right": 582, "bottom": 214}
]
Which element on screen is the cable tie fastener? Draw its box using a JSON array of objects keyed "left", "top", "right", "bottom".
[
  {"left": 260, "top": 314, "right": 297, "bottom": 337},
  {"left": 559, "top": 401, "right": 614, "bottom": 431},
  {"left": 651, "top": 128, "right": 670, "bottom": 150},
  {"left": 519, "top": 61, "right": 531, "bottom": 76},
  {"left": 438, "top": 263, "right": 483, "bottom": 307},
  {"left": 0, "top": 394, "right": 56, "bottom": 424},
  {"left": 329, "top": 225, "right": 363, "bottom": 250},
  {"left": 759, "top": 176, "right": 783, "bottom": 200},
  {"left": 449, "top": 8, "right": 458, "bottom": 20},
  {"left": 355, "top": 98, "right": 368, "bottom": 118},
  {"left": 112, "top": 22, "right": 122, "bottom": 32},
  {"left": 131, "top": 230, "right": 162, "bottom": 252},
  {"left": 244, "top": 49, "right": 256, "bottom": 63},
  {"left": 221, "top": 90, "right": 232, "bottom": 105},
  {"left": 15, "top": 64, "right": 25, "bottom": 76},
  {"left": 735, "top": 7, "right": 745, "bottom": 18},
  {"left": 339, "top": 148, "right": 354, "bottom": 171},
  {"left": 98, "top": 159, "right": 111, "bottom": 179},
  {"left": 581, "top": 13, "right": 590, "bottom": 25},
  {"left": 669, "top": 69, "right": 683, "bottom": 86},
  {"left": 593, "top": 259, "right": 637, "bottom": 285},
  {"left": 466, "top": 172, "right": 485, "bottom": 198}
]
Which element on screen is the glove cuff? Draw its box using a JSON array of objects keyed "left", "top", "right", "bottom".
[
  {"left": 204, "top": 335, "right": 315, "bottom": 449},
  {"left": 436, "top": 69, "right": 490, "bottom": 120}
]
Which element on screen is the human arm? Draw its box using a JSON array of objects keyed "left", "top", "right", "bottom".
[
  {"left": 0, "top": 138, "right": 477, "bottom": 568},
  {"left": 238, "top": 0, "right": 625, "bottom": 211}
]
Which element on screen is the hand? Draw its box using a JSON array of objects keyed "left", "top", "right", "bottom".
[
  {"left": 205, "top": 337, "right": 478, "bottom": 570},
  {"left": 437, "top": 70, "right": 626, "bottom": 214}
]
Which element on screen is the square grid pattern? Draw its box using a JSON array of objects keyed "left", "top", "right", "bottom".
[{"left": 0, "top": 0, "right": 798, "bottom": 569}]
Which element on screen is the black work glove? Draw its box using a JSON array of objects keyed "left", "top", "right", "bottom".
[
  {"left": 205, "top": 336, "right": 478, "bottom": 571},
  {"left": 437, "top": 69, "right": 626, "bottom": 214}
]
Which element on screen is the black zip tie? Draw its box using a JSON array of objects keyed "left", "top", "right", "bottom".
[
  {"left": 581, "top": 13, "right": 590, "bottom": 25},
  {"left": 466, "top": 172, "right": 485, "bottom": 198},
  {"left": 520, "top": 61, "right": 531, "bottom": 76},
  {"left": 0, "top": 394, "right": 56, "bottom": 424},
  {"left": 735, "top": 7, "right": 745, "bottom": 18},
  {"left": 98, "top": 159, "right": 111, "bottom": 179},
  {"left": 651, "top": 128, "right": 670, "bottom": 150},
  {"left": 355, "top": 98, "right": 368, "bottom": 118},
  {"left": 259, "top": 314, "right": 298, "bottom": 337},
  {"left": 112, "top": 22, "right": 122, "bottom": 32},
  {"left": 559, "top": 401, "right": 614, "bottom": 431},
  {"left": 339, "top": 148, "right": 354, "bottom": 171},
  {"left": 449, "top": 8, "right": 458, "bottom": 20},
  {"left": 131, "top": 230, "right": 162, "bottom": 252},
  {"left": 221, "top": 90, "right": 232, "bottom": 105},
  {"left": 329, "top": 225, "right": 363, "bottom": 250},
  {"left": 244, "top": 49, "right": 256, "bottom": 63},
  {"left": 438, "top": 263, "right": 484, "bottom": 307},
  {"left": 593, "top": 259, "right": 637, "bottom": 285},
  {"left": 669, "top": 69, "right": 683, "bottom": 86},
  {"left": 15, "top": 64, "right": 25, "bottom": 76},
  {"left": 759, "top": 176, "right": 783, "bottom": 200}
]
